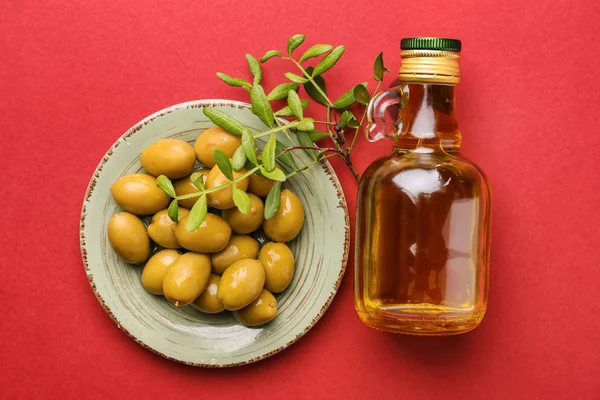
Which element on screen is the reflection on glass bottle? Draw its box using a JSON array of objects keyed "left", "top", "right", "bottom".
[{"left": 355, "top": 38, "right": 492, "bottom": 335}]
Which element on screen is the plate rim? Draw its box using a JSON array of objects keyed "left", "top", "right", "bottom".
[{"left": 79, "top": 99, "right": 351, "bottom": 368}]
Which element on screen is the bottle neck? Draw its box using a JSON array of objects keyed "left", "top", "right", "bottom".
[{"left": 395, "top": 83, "right": 461, "bottom": 152}]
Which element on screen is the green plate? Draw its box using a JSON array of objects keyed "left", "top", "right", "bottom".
[{"left": 80, "top": 100, "right": 350, "bottom": 367}]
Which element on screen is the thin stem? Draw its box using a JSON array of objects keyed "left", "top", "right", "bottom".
[
  {"left": 273, "top": 115, "right": 305, "bottom": 168},
  {"left": 176, "top": 166, "right": 261, "bottom": 200},
  {"left": 313, "top": 120, "right": 336, "bottom": 126},
  {"left": 285, "top": 154, "right": 336, "bottom": 179},
  {"left": 327, "top": 105, "right": 339, "bottom": 148},
  {"left": 274, "top": 115, "right": 296, "bottom": 144},
  {"left": 278, "top": 146, "right": 341, "bottom": 158},
  {"left": 254, "top": 122, "right": 299, "bottom": 138},
  {"left": 346, "top": 159, "right": 360, "bottom": 181},
  {"left": 292, "top": 60, "right": 334, "bottom": 108},
  {"left": 326, "top": 106, "right": 333, "bottom": 134}
]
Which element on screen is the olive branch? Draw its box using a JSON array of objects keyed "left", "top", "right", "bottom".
[{"left": 157, "top": 34, "right": 390, "bottom": 232}]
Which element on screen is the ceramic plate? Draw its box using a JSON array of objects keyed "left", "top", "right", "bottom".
[{"left": 80, "top": 100, "right": 350, "bottom": 367}]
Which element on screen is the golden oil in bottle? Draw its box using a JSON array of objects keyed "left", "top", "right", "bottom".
[{"left": 355, "top": 38, "right": 492, "bottom": 335}]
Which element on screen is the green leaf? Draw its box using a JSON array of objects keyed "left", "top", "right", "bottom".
[
  {"left": 297, "top": 118, "right": 315, "bottom": 132},
  {"left": 250, "top": 84, "right": 274, "bottom": 128},
  {"left": 275, "top": 139, "right": 297, "bottom": 169},
  {"left": 156, "top": 175, "right": 176, "bottom": 198},
  {"left": 296, "top": 131, "right": 317, "bottom": 160},
  {"left": 333, "top": 83, "right": 367, "bottom": 109},
  {"left": 202, "top": 107, "right": 245, "bottom": 136},
  {"left": 347, "top": 117, "right": 360, "bottom": 129},
  {"left": 340, "top": 110, "right": 359, "bottom": 128},
  {"left": 260, "top": 50, "right": 282, "bottom": 63},
  {"left": 260, "top": 166, "right": 286, "bottom": 182},
  {"left": 267, "top": 82, "right": 299, "bottom": 101},
  {"left": 186, "top": 194, "right": 207, "bottom": 232},
  {"left": 264, "top": 182, "right": 282, "bottom": 219},
  {"left": 339, "top": 110, "right": 353, "bottom": 128},
  {"left": 274, "top": 100, "right": 309, "bottom": 117},
  {"left": 213, "top": 150, "right": 234, "bottom": 180},
  {"left": 287, "top": 34, "right": 305, "bottom": 55},
  {"left": 232, "top": 186, "right": 252, "bottom": 214},
  {"left": 216, "top": 72, "right": 252, "bottom": 90},
  {"left": 287, "top": 90, "right": 304, "bottom": 119},
  {"left": 312, "top": 45, "right": 345, "bottom": 76},
  {"left": 167, "top": 199, "right": 180, "bottom": 222},
  {"left": 262, "top": 133, "right": 277, "bottom": 172},
  {"left": 303, "top": 67, "right": 328, "bottom": 106},
  {"left": 374, "top": 52, "right": 390, "bottom": 82},
  {"left": 285, "top": 72, "right": 308, "bottom": 83},
  {"left": 246, "top": 54, "right": 262, "bottom": 84},
  {"left": 190, "top": 172, "right": 205, "bottom": 190},
  {"left": 232, "top": 145, "right": 247, "bottom": 171},
  {"left": 299, "top": 44, "right": 333, "bottom": 62},
  {"left": 242, "top": 129, "right": 258, "bottom": 166},
  {"left": 354, "top": 84, "right": 370, "bottom": 105},
  {"left": 333, "top": 87, "right": 355, "bottom": 109},
  {"left": 307, "top": 129, "right": 330, "bottom": 141}
]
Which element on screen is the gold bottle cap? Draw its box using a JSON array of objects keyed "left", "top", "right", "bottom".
[{"left": 399, "top": 49, "right": 461, "bottom": 85}]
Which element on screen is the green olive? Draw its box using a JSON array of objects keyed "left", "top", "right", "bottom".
[
  {"left": 258, "top": 242, "right": 295, "bottom": 293},
  {"left": 248, "top": 173, "right": 276, "bottom": 197},
  {"left": 192, "top": 274, "right": 225, "bottom": 314},
  {"left": 262, "top": 189, "right": 305, "bottom": 242},
  {"left": 141, "top": 138, "right": 196, "bottom": 179},
  {"left": 173, "top": 169, "right": 209, "bottom": 209},
  {"left": 218, "top": 259, "right": 265, "bottom": 311},
  {"left": 222, "top": 193, "right": 264, "bottom": 234},
  {"left": 163, "top": 252, "right": 211, "bottom": 307},
  {"left": 147, "top": 208, "right": 190, "bottom": 249},
  {"left": 205, "top": 164, "right": 250, "bottom": 210},
  {"left": 210, "top": 235, "right": 260, "bottom": 275},
  {"left": 107, "top": 212, "right": 150, "bottom": 264},
  {"left": 194, "top": 127, "right": 241, "bottom": 168},
  {"left": 174, "top": 213, "right": 231, "bottom": 253},
  {"left": 110, "top": 174, "right": 170, "bottom": 215},
  {"left": 141, "top": 249, "right": 182, "bottom": 295},
  {"left": 233, "top": 290, "right": 277, "bottom": 327}
]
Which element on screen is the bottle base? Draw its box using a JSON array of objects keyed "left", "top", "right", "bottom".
[{"left": 356, "top": 305, "right": 486, "bottom": 336}]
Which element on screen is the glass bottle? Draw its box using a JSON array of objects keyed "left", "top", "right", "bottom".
[{"left": 355, "top": 38, "right": 492, "bottom": 335}]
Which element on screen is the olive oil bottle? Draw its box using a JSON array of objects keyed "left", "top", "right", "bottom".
[{"left": 355, "top": 38, "right": 492, "bottom": 335}]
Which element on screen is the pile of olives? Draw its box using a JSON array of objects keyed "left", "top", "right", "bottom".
[{"left": 107, "top": 127, "right": 305, "bottom": 327}]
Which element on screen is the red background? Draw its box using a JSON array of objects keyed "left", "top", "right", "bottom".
[{"left": 2, "top": 0, "right": 599, "bottom": 398}]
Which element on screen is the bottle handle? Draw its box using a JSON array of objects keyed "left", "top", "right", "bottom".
[{"left": 366, "top": 87, "right": 404, "bottom": 142}]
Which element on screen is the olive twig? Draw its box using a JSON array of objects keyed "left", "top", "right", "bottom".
[
  {"left": 215, "top": 35, "right": 392, "bottom": 183},
  {"left": 174, "top": 166, "right": 261, "bottom": 201}
]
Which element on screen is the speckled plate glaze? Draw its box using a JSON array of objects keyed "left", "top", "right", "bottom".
[{"left": 80, "top": 100, "right": 350, "bottom": 367}]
